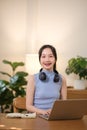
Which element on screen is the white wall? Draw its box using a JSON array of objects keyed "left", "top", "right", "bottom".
[
  {"left": 0, "top": 0, "right": 87, "bottom": 86},
  {"left": 26, "top": 0, "right": 87, "bottom": 86},
  {"left": 0, "top": 0, "right": 27, "bottom": 79}
]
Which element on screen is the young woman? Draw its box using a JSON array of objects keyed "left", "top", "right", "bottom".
[{"left": 26, "top": 45, "right": 67, "bottom": 115}]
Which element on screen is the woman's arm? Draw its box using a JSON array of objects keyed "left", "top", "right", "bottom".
[
  {"left": 60, "top": 76, "right": 67, "bottom": 100},
  {"left": 26, "top": 75, "right": 51, "bottom": 115}
]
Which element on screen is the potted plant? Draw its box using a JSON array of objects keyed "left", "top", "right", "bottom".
[
  {"left": 65, "top": 56, "right": 87, "bottom": 89},
  {"left": 0, "top": 60, "right": 28, "bottom": 113}
]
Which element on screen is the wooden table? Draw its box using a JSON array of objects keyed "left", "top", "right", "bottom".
[{"left": 0, "top": 114, "right": 87, "bottom": 130}]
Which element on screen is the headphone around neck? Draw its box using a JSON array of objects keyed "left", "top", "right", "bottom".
[{"left": 39, "top": 69, "right": 59, "bottom": 82}]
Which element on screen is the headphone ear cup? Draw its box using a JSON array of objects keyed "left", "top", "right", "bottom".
[
  {"left": 39, "top": 72, "right": 47, "bottom": 81},
  {"left": 53, "top": 73, "right": 59, "bottom": 82}
]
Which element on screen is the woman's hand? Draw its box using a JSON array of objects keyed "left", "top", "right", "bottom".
[{"left": 38, "top": 109, "right": 51, "bottom": 115}]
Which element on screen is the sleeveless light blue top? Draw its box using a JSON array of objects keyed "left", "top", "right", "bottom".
[{"left": 34, "top": 70, "right": 62, "bottom": 110}]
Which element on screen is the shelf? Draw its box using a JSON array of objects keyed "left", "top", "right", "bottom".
[{"left": 67, "top": 87, "right": 87, "bottom": 99}]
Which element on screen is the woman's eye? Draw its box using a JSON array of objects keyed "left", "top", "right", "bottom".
[
  {"left": 41, "top": 56, "right": 45, "bottom": 58},
  {"left": 49, "top": 55, "right": 53, "bottom": 58},
  {"left": 41, "top": 55, "right": 53, "bottom": 58}
]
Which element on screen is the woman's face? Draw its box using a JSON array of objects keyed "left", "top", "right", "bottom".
[{"left": 40, "top": 48, "right": 56, "bottom": 71}]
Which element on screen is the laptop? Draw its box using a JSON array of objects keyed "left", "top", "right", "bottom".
[{"left": 39, "top": 99, "right": 87, "bottom": 120}]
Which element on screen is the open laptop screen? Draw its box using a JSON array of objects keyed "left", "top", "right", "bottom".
[{"left": 39, "top": 99, "right": 87, "bottom": 120}]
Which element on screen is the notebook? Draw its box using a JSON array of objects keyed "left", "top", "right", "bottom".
[{"left": 39, "top": 99, "right": 87, "bottom": 120}]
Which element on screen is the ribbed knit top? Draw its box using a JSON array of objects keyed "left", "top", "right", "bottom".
[{"left": 33, "top": 70, "right": 62, "bottom": 110}]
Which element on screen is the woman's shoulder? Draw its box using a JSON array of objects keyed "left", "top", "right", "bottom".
[
  {"left": 34, "top": 72, "right": 39, "bottom": 79},
  {"left": 58, "top": 73, "right": 66, "bottom": 82},
  {"left": 59, "top": 74, "right": 66, "bottom": 85}
]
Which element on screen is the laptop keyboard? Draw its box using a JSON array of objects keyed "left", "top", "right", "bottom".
[{"left": 39, "top": 114, "right": 49, "bottom": 120}]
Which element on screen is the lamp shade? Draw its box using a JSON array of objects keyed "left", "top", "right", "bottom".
[{"left": 25, "top": 54, "right": 41, "bottom": 74}]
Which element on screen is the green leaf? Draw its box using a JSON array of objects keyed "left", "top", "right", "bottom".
[
  {"left": 0, "top": 88, "right": 14, "bottom": 105},
  {"left": 65, "top": 56, "right": 87, "bottom": 79},
  {"left": 3, "top": 60, "right": 25, "bottom": 72},
  {"left": 0, "top": 80, "right": 9, "bottom": 94},
  {"left": 16, "top": 71, "right": 28, "bottom": 77},
  {"left": 3, "top": 60, "right": 12, "bottom": 66},
  {"left": 12, "top": 62, "right": 24, "bottom": 71},
  {"left": 0, "top": 71, "right": 11, "bottom": 77}
]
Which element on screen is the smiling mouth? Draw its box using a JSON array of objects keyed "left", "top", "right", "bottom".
[{"left": 44, "top": 63, "right": 52, "bottom": 66}]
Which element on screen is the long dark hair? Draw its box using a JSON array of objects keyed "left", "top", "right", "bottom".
[{"left": 38, "top": 44, "right": 57, "bottom": 71}]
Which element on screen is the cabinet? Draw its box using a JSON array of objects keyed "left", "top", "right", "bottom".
[{"left": 67, "top": 87, "right": 87, "bottom": 99}]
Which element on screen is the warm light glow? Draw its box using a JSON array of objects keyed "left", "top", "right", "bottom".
[
  {"left": 0, "top": 124, "right": 5, "bottom": 127},
  {"left": 25, "top": 54, "right": 41, "bottom": 74},
  {"left": 10, "top": 127, "right": 17, "bottom": 129},
  {"left": 10, "top": 127, "right": 22, "bottom": 130}
]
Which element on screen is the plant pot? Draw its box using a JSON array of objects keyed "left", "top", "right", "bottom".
[{"left": 74, "top": 79, "right": 86, "bottom": 90}]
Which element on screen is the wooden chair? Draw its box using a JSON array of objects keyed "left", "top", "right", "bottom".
[{"left": 13, "top": 97, "right": 26, "bottom": 112}]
